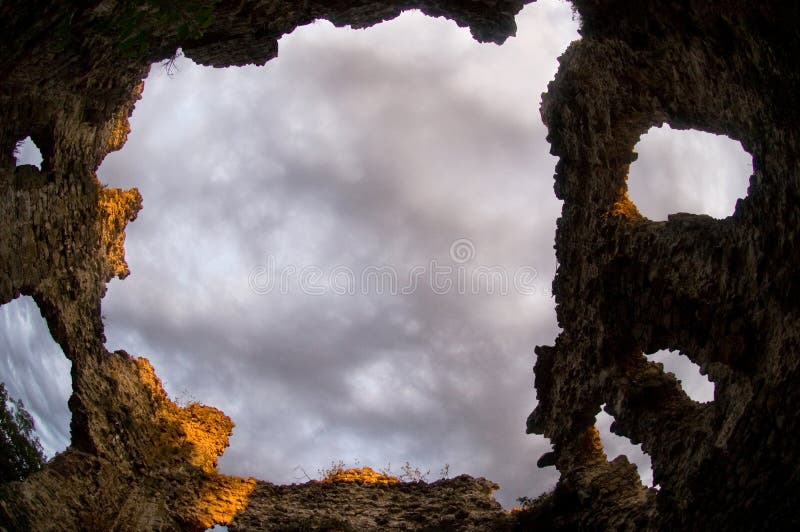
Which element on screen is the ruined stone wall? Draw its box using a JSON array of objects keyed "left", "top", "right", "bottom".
[
  {"left": 0, "top": 1, "right": 526, "bottom": 529},
  {"left": 528, "top": 1, "right": 800, "bottom": 529},
  {"left": 1, "top": 0, "right": 799, "bottom": 529}
]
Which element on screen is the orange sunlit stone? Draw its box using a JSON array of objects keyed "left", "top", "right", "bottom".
[
  {"left": 322, "top": 466, "right": 400, "bottom": 485},
  {"left": 608, "top": 190, "right": 644, "bottom": 221},
  {"left": 98, "top": 186, "right": 142, "bottom": 280}
]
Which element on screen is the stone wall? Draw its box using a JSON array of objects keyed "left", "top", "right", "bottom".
[
  {"left": 1, "top": 0, "right": 799, "bottom": 529},
  {"left": 528, "top": 1, "right": 800, "bottom": 529}
]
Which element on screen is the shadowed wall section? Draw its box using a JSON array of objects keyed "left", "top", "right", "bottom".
[{"left": 527, "top": 1, "right": 800, "bottom": 529}]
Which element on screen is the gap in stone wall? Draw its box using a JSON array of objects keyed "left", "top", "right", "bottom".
[
  {"left": 646, "top": 349, "right": 715, "bottom": 403},
  {"left": 596, "top": 405, "right": 654, "bottom": 487},
  {"left": 627, "top": 125, "right": 752, "bottom": 221},
  {"left": 13, "top": 136, "right": 43, "bottom": 169},
  {"left": 0, "top": 296, "right": 71, "bottom": 459}
]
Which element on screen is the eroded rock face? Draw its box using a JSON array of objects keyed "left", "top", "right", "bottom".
[
  {"left": 1, "top": 0, "right": 799, "bottom": 529},
  {"left": 527, "top": 1, "right": 800, "bottom": 529}
]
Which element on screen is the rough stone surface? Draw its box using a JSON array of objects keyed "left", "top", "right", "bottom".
[
  {"left": 229, "top": 475, "right": 509, "bottom": 531},
  {"left": 527, "top": 1, "right": 800, "bottom": 529},
  {"left": 2, "top": 0, "right": 800, "bottom": 530}
]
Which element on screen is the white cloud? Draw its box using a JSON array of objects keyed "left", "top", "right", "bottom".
[{"left": 628, "top": 125, "right": 753, "bottom": 220}]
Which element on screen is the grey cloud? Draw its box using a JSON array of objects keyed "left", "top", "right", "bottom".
[{"left": 103, "top": 4, "right": 572, "bottom": 507}]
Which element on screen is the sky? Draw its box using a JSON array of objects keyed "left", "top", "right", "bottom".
[{"left": 2, "top": 0, "right": 753, "bottom": 508}]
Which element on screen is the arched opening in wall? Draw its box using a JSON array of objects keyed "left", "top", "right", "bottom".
[
  {"left": 627, "top": 125, "right": 752, "bottom": 221},
  {"left": 13, "top": 136, "right": 43, "bottom": 170},
  {"left": 0, "top": 296, "right": 72, "bottom": 460},
  {"left": 596, "top": 405, "right": 655, "bottom": 488},
  {"left": 646, "top": 349, "right": 715, "bottom": 403},
  {"left": 91, "top": 0, "right": 580, "bottom": 509}
]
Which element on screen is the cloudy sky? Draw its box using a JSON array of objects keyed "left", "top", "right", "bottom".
[{"left": 3, "top": 0, "right": 753, "bottom": 508}]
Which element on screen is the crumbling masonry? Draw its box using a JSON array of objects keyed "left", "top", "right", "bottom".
[{"left": 1, "top": 1, "right": 799, "bottom": 530}]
